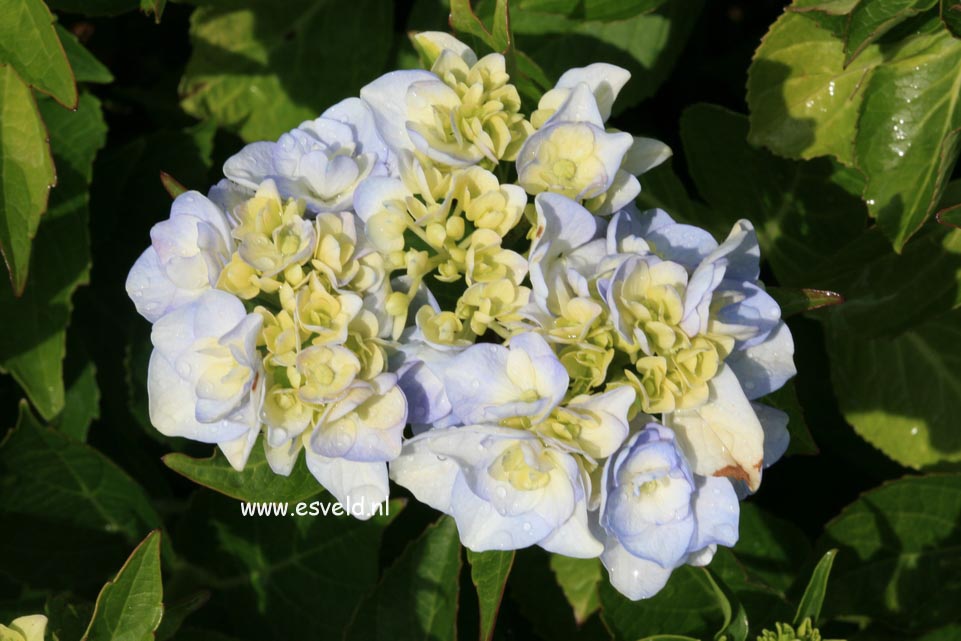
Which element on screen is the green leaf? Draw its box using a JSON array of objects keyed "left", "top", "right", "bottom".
[
  {"left": 708, "top": 559, "right": 794, "bottom": 635},
  {"left": 55, "top": 358, "right": 100, "bottom": 441},
  {"left": 580, "top": 0, "right": 669, "bottom": 20},
  {"left": 704, "top": 570, "right": 749, "bottom": 641},
  {"left": 507, "top": 0, "right": 704, "bottom": 111},
  {"left": 140, "top": 0, "right": 166, "bottom": 22},
  {"left": 46, "top": 0, "right": 141, "bottom": 16},
  {"left": 937, "top": 204, "right": 961, "bottom": 228},
  {"left": 810, "top": 226, "right": 961, "bottom": 337},
  {"left": 844, "top": 0, "right": 938, "bottom": 65},
  {"left": 509, "top": 548, "right": 610, "bottom": 641},
  {"left": 767, "top": 287, "right": 845, "bottom": 317},
  {"left": 180, "top": 0, "right": 394, "bottom": 142},
  {"left": 0, "top": 64, "right": 55, "bottom": 295},
  {"left": 733, "top": 503, "right": 814, "bottom": 592},
  {"left": 793, "top": 549, "right": 836, "bottom": 625},
  {"left": 156, "top": 591, "right": 209, "bottom": 641},
  {"left": 792, "top": 0, "right": 860, "bottom": 12},
  {"left": 599, "top": 566, "right": 727, "bottom": 640},
  {"left": 943, "top": 0, "right": 961, "bottom": 37},
  {"left": 0, "top": 92, "right": 106, "bottom": 418},
  {"left": 825, "top": 308, "right": 961, "bottom": 468},
  {"left": 55, "top": 25, "right": 113, "bottom": 84},
  {"left": 0, "top": 0, "right": 77, "bottom": 108},
  {"left": 747, "top": 11, "right": 882, "bottom": 164},
  {"left": 344, "top": 516, "right": 461, "bottom": 641},
  {"left": 176, "top": 491, "right": 402, "bottom": 641},
  {"left": 0, "top": 401, "right": 161, "bottom": 542},
  {"left": 159, "top": 171, "right": 188, "bottom": 199},
  {"left": 467, "top": 549, "right": 514, "bottom": 641},
  {"left": 818, "top": 474, "right": 961, "bottom": 630},
  {"left": 82, "top": 530, "right": 164, "bottom": 641},
  {"left": 549, "top": 555, "right": 602, "bottom": 624},
  {"left": 856, "top": 19, "right": 961, "bottom": 250},
  {"left": 451, "top": 0, "right": 495, "bottom": 48},
  {"left": 680, "top": 103, "right": 867, "bottom": 285},
  {"left": 163, "top": 441, "right": 324, "bottom": 504},
  {"left": 515, "top": 0, "right": 667, "bottom": 20}
]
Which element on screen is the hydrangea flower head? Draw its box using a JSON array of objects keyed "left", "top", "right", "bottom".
[{"left": 128, "top": 30, "right": 797, "bottom": 598}]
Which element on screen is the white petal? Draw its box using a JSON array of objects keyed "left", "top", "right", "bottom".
[
  {"left": 665, "top": 365, "right": 765, "bottom": 491},
  {"left": 388, "top": 429, "right": 461, "bottom": 511},
  {"left": 304, "top": 453, "right": 389, "bottom": 520},
  {"left": 352, "top": 176, "right": 409, "bottom": 222},
  {"left": 548, "top": 82, "right": 605, "bottom": 127},
  {"left": 566, "top": 387, "right": 634, "bottom": 458},
  {"left": 539, "top": 498, "right": 603, "bottom": 558},
  {"left": 360, "top": 69, "right": 436, "bottom": 155},
  {"left": 622, "top": 136, "right": 672, "bottom": 175},
  {"left": 593, "top": 170, "right": 640, "bottom": 216},
  {"left": 707, "top": 220, "right": 760, "bottom": 282},
  {"left": 264, "top": 436, "right": 304, "bottom": 477},
  {"left": 150, "top": 289, "right": 246, "bottom": 359},
  {"left": 8, "top": 615, "right": 47, "bottom": 641},
  {"left": 322, "top": 97, "right": 392, "bottom": 166},
  {"left": 411, "top": 31, "right": 478, "bottom": 67},
  {"left": 223, "top": 142, "right": 276, "bottom": 191},
  {"left": 752, "top": 402, "right": 791, "bottom": 468},
  {"left": 218, "top": 427, "right": 260, "bottom": 471},
  {"left": 126, "top": 247, "right": 201, "bottom": 323},
  {"left": 691, "top": 476, "right": 739, "bottom": 550},
  {"left": 591, "top": 129, "right": 635, "bottom": 193},
  {"left": 555, "top": 63, "right": 631, "bottom": 122},
  {"left": 601, "top": 539, "right": 675, "bottom": 600},
  {"left": 450, "top": 473, "right": 558, "bottom": 551},
  {"left": 147, "top": 350, "right": 249, "bottom": 443},
  {"left": 726, "top": 321, "right": 797, "bottom": 399}
]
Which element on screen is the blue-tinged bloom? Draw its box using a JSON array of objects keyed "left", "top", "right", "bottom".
[
  {"left": 147, "top": 289, "right": 264, "bottom": 470},
  {"left": 126, "top": 191, "right": 234, "bottom": 322},
  {"left": 528, "top": 192, "right": 610, "bottom": 319},
  {"left": 224, "top": 98, "right": 391, "bottom": 213},
  {"left": 518, "top": 78, "right": 671, "bottom": 215},
  {"left": 602, "top": 206, "right": 796, "bottom": 491},
  {"left": 360, "top": 36, "right": 531, "bottom": 167},
  {"left": 598, "top": 423, "right": 739, "bottom": 600},
  {"left": 390, "top": 425, "right": 602, "bottom": 556},
  {"left": 445, "top": 332, "right": 569, "bottom": 425}
]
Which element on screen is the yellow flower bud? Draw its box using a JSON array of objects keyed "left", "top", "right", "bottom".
[{"left": 296, "top": 345, "right": 361, "bottom": 403}]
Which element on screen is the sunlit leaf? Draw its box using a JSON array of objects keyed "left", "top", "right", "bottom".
[
  {"left": 345, "top": 516, "right": 460, "bottom": 641},
  {"left": 819, "top": 474, "right": 961, "bottom": 630},
  {"left": 181, "top": 0, "right": 393, "bottom": 142},
  {"left": 467, "top": 549, "right": 514, "bottom": 641},
  {"left": 82, "top": 530, "right": 164, "bottom": 641},
  {"left": 0, "top": 0, "right": 77, "bottom": 107},
  {"left": 163, "top": 442, "right": 324, "bottom": 504},
  {"left": 550, "top": 555, "right": 602, "bottom": 624},
  {"left": 825, "top": 308, "right": 961, "bottom": 468},
  {"left": 0, "top": 92, "right": 105, "bottom": 418},
  {"left": 793, "top": 549, "right": 836, "bottom": 625},
  {"left": 748, "top": 10, "right": 881, "bottom": 164},
  {"left": 0, "top": 65, "right": 55, "bottom": 295},
  {"left": 856, "top": 17, "right": 961, "bottom": 250}
]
